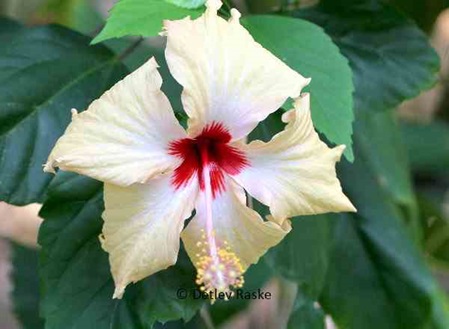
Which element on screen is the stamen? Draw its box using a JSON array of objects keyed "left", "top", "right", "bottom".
[
  {"left": 195, "top": 231, "right": 244, "bottom": 302},
  {"left": 195, "top": 148, "right": 244, "bottom": 302}
]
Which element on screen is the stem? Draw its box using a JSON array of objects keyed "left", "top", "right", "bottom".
[
  {"left": 200, "top": 306, "right": 216, "bottom": 329},
  {"left": 276, "top": 278, "right": 299, "bottom": 329}
]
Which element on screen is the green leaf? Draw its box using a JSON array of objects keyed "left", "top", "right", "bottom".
[
  {"left": 354, "top": 110, "right": 415, "bottom": 206},
  {"left": 319, "top": 130, "right": 449, "bottom": 329},
  {"left": 136, "top": 253, "right": 204, "bottom": 327},
  {"left": 93, "top": 0, "right": 203, "bottom": 44},
  {"left": 322, "top": 214, "right": 403, "bottom": 329},
  {"left": 352, "top": 110, "right": 422, "bottom": 242},
  {"left": 248, "top": 109, "right": 286, "bottom": 142},
  {"left": 0, "top": 21, "right": 128, "bottom": 205},
  {"left": 267, "top": 217, "right": 332, "bottom": 299},
  {"left": 11, "top": 243, "right": 45, "bottom": 329},
  {"left": 243, "top": 15, "right": 355, "bottom": 161},
  {"left": 295, "top": 2, "right": 440, "bottom": 113},
  {"left": 400, "top": 120, "right": 449, "bottom": 176},
  {"left": 38, "top": 173, "right": 133, "bottom": 329},
  {"left": 287, "top": 292, "right": 325, "bottom": 329},
  {"left": 166, "top": 0, "right": 206, "bottom": 9},
  {"left": 38, "top": 173, "right": 203, "bottom": 329},
  {"left": 0, "top": 16, "right": 23, "bottom": 34}
]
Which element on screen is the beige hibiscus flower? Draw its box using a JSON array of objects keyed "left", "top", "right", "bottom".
[{"left": 44, "top": 0, "right": 355, "bottom": 300}]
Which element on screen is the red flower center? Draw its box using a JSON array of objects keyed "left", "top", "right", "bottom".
[{"left": 169, "top": 122, "right": 249, "bottom": 197}]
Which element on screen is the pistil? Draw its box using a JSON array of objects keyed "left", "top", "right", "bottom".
[
  {"left": 194, "top": 143, "right": 244, "bottom": 301},
  {"left": 201, "top": 146, "right": 221, "bottom": 281}
]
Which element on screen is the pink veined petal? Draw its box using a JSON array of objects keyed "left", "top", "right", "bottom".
[
  {"left": 102, "top": 175, "right": 199, "bottom": 299},
  {"left": 234, "top": 93, "right": 356, "bottom": 220},
  {"left": 44, "top": 58, "right": 186, "bottom": 186},
  {"left": 163, "top": 0, "right": 310, "bottom": 140}
]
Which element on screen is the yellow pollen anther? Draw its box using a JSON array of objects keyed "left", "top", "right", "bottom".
[{"left": 195, "top": 236, "right": 244, "bottom": 302}]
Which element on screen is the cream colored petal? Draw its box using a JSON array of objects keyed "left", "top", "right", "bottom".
[
  {"left": 163, "top": 1, "right": 310, "bottom": 140},
  {"left": 44, "top": 58, "right": 186, "bottom": 186},
  {"left": 234, "top": 93, "right": 356, "bottom": 220},
  {"left": 182, "top": 178, "right": 290, "bottom": 273},
  {"left": 102, "top": 175, "right": 199, "bottom": 298}
]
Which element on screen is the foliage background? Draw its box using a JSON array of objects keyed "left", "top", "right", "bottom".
[{"left": 1, "top": 0, "right": 449, "bottom": 328}]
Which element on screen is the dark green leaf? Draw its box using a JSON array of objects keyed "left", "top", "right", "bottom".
[
  {"left": 38, "top": 173, "right": 203, "bottom": 329},
  {"left": 267, "top": 216, "right": 332, "bottom": 299},
  {"left": 354, "top": 110, "right": 415, "bottom": 206},
  {"left": 248, "top": 109, "right": 285, "bottom": 143},
  {"left": 0, "top": 22, "right": 128, "bottom": 205},
  {"left": 322, "top": 213, "right": 402, "bottom": 329},
  {"left": 38, "top": 173, "right": 130, "bottom": 329},
  {"left": 319, "top": 134, "right": 449, "bottom": 329},
  {"left": 400, "top": 120, "right": 449, "bottom": 176},
  {"left": 11, "top": 243, "right": 45, "bottom": 329},
  {"left": 93, "top": 0, "right": 203, "bottom": 44},
  {"left": 295, "top": 2, "right": 440, "bottom": 113},
  {"left": 136, "top": 252, "right": 204, "bottom": 327},
  {"left": 0, "top": 16, "right": 23, "bottom": 35},
  {"left": 243, "top": 15, "right": 355, "bottom": 161},
  {"left": 352, "top": 110, "right": 422, "bottom": 242}
]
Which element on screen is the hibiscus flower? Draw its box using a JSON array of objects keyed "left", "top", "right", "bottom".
[{"left": 44, "top": 0, "right": 355, "bottom": 299}]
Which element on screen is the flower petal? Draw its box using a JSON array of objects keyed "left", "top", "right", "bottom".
[
  {"left": 182, "top": 177, "right": 290, "bottom": 274},
  {"left": 44, "top": 58, "right": 186, "bottom": 186},
  {"left": 234, "top": 93, "right": 356, "bottom": 220},
  {"left": 102, "top": 175, "right": 199, "bottom": 298},
  {"left": 163, "top": 0, "right": 310, "bottom": 140}
]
